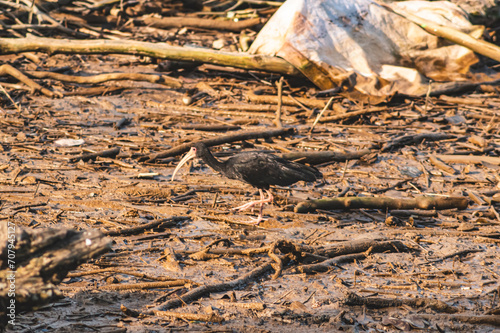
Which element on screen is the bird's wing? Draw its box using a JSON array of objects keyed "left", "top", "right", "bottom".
[{"left": 226, "top": 152, "right": 319, "bottom": 188}]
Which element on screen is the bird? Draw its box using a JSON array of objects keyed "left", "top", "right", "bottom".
[{"left": 171, "top": 142, "right": 322, "bottom": 224}]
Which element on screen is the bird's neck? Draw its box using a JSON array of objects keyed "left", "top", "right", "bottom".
[{"left": 202, "top": 150, "right": 226, "bottom": 174}]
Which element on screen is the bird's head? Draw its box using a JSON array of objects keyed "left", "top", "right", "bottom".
[{"left": 171, "top": 143, "right": 205, "bottom": 181}]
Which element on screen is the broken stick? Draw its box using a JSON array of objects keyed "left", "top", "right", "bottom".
[{"left": 143, "top": 128, "right": 294, "bottom": 163}]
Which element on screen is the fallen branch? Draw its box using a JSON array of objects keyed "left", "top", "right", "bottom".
[
  {"left": 176, "top": 124, "right": 241, "bottom": 132},
  {"left": 429, "top": 155, "right": 457, "bottom": 174},
  {"left": 136, "top": 16, "right": 265, "bottom": 32},
  {"left": 382, "top": 133, "right": 453, "bottom": 152},
  {"left": 318, "top": 106, "right": 389, "bottom": 123},
  {"left": 433, "top": 154, "right": 500, "bottom": 165},
  {"left": 439, "top": 95, "right": 492, "bottom": 107},
  {"left": 155, "top": 260, "right": 275, "bottom": 310},
  {"left": 293, "top": 240, "right": 408, "bottom": 274},
  {"left": 69, "top": 147, "right": 121, "bottom": 162},
  {"left": 316, "top": 239, "right": 408, "bottom": 258},
  {"left": 293, "top": 253, "right": 366, "bottom": 274},
  {"left": 100, "top": 280, "right": 190, "bottom": 291},
  {"left": 280, "top": 149, "right": 372, "bottom": 165},
  {"left": 0, "top": 37, "right": 300, "bottom": 76},
  {"left": 343, "top": 292, "right": 458, "bottom": 313},
  {"left": 67, "top": 267, "right": 185, "bottom": 281},
  {"left": 27, "top": 70, "right": 182, "bottom": 88},
  {"left": 295, "top": 195, "right": 468, "bottom": 213},
  {"left": 63, "top": 86, "right": 125, "bottom": 96},
  {"left": 180, "top": 245, "right": 271, "bottom": 257},
  {"left": 0, "top": 0, "right": 87, "bottom": 37},
  {"left": 121, "top": 305, "right": 224, "bottom": 323},
  {"left": 379, "top": 1, "right": 500, "bottom": 63},
  {"left": 153, "top": 310, "right": 223, "bottom": 323},
  {"left": 104, "top": 216, "right": 189, "bottom": 236},
  {"left": 418, "top": 314, "right": 500, "bottom": 327},
  {"left": 247, "top": 92, "right": 331, "bottom": 109},
  {"left": 0, "top": 64, "right": 59, "bottom": 97},
  {"left": 422, "top": 248, "right": 484, "bottom": 264},
  {"left": 143, "top": 127, "right": 294, "bottom": 163}
]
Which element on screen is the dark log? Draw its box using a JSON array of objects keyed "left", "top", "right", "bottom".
[
  {"left": 295, "top": 195, "right": 469, "bottom": 213},
  {"left": 0, "top": 223, "right": 111, "bottom": 329}
]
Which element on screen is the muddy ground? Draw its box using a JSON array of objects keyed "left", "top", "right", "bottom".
[{"left": 1, "top": 2, "right": 500, "bottom": 332}]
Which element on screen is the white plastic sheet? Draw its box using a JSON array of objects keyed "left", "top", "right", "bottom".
[{"left": 249, "top": 0, "right": 486, "bottom": 98}]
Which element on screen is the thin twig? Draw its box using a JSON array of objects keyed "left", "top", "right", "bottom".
[{"left": 310, "top": 96, "right": 335, "bottom": 133}]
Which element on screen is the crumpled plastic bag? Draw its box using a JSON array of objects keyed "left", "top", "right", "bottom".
[{"left": 249, "top": 0, "right": 491, "bottom": 99}]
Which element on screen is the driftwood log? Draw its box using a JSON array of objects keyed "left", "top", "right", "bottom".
[
  {"left": 0, "top": 223, "right": 112, "bottom": 330},
  {"left": 295, "top": 195, "right": 469, "bottom": 213}
]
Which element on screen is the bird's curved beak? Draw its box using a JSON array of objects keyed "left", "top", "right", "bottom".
[{"left": 171, "top": 148, "right": 196, "bottom": 181}]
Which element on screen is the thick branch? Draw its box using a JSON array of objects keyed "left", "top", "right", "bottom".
[
  {"left": 143, "top": 128, "right": 294, "bottom": 163},
  {"left": 316, "top": 239, "right": 408, "bottom": 258},
  {"left": 295, "top": 195, "right": 468, "bottom": 213},
  {"left": 155, "top": 260, "right": 274, "bottom": 310},
  {"left": 293, "top": 240, "right": 409, "bottom": 274},
  {"left": 0, "top": 37, "right": 300, "bottom": 76},
  {"left": 343, "top": 292, "right": 458, "bottom": 313}
]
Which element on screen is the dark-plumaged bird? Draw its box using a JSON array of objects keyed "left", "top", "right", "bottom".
[{"left": 171, "top": 142, "right": 322, "bottom": 224}]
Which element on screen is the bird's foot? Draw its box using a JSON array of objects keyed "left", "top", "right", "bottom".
[
  {"left": 231, "top": 200, "right": 260, "bottom": 212},
  {"left": 244, "top": 215, "right": 266, "bottom": 225}
]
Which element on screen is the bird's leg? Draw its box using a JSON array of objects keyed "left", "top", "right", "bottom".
[
  {"left": 231, "top": 189, "right": 268, "bottom": 212},
  {"left": 249, "top": 190, "right": 274, "bottom": 224},
  {"left": 233, "top": 189, "right": 274, "bottom": 225},
  {"left": 251, "top": 189, "right": 266, "bottom": 213}
]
